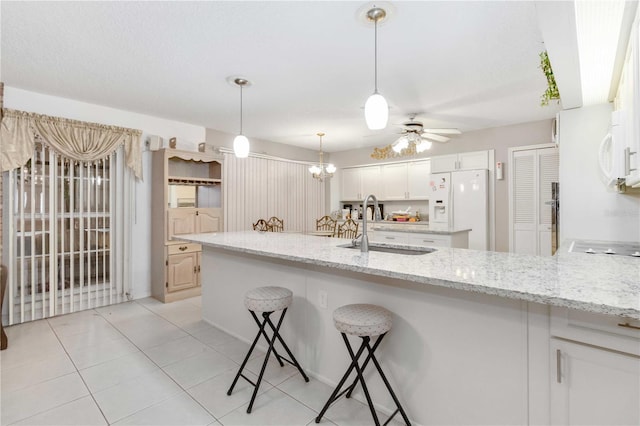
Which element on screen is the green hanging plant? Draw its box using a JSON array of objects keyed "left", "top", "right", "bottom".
[{"left": 539, "top": 50, "right": 560, "bottom": 106}]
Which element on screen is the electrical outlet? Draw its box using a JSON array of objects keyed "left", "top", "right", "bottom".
[{"left": 318, "top": 290, "right": 328, "bottom": 309}]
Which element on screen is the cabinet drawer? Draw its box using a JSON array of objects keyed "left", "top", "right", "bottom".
[
  {"left": 408, "top": 233, "right": 451, "bottom": 247},
  {"left": 550, "top": 306, "right": 640, "bottom": 356},
  {"left": 372, "top": 231, "right": 409, "bottom": 244},
  {"left": 168, "top": 242, "right": 201, "bottom": 255}
]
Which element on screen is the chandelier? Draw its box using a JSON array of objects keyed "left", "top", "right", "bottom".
[
  {"left": 392, "top": 132, "right": 432, "bottom": 153},
  {"left": 309, "top": 132, "right": 336, "bottom": 181}
]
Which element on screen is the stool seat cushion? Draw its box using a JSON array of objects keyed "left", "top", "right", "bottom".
[
  {"left": 333, "top": 304, "right": 392, "bottom": 337},
  {"left": 245, "top": 286, "right": 292, "bottom": 312}
]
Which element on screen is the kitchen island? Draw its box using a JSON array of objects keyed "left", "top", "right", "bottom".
[{"left": 182, "top": 231, "right": 640, "bottom": 425}]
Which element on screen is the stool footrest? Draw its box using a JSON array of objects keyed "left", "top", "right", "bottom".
[{"left": 239, "top": 374, "right": 256, "bottom": 388}]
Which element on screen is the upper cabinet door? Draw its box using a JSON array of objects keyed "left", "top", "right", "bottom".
[
  {"left": 458, "top": 151, "right": 489, "bottom": 170},
  {"left": 360, "top": 166, "right": 381, "bottom": 199},
  {"left": 168, "top": 209, "right": 196, "bottom": 240},
  {"left": 407, "top": 160, "right": 431, "bottom": 199},
  {"left": 197, "top": 208, "right": 222, "bottom": 233},
  {"left": 382, "top": 163, "right": 408, "bottom": 200},
  {"left": 430, "top": 154, "right": 459, "bottom": 173},
  {"left": 341, "top": 168, "right": 362, "bottom": 200}
]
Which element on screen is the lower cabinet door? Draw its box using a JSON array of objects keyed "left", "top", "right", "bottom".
[
  {"left": 550, "top": 338, "right": 640, "bottom": 425},
  {"left": 167, "top": 252, "right": 198, "bottom": 292}
]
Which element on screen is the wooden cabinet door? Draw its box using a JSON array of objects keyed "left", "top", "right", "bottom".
[
  {"left": 382, "top": 163, "right": 408, "bottom": 200},
  {"left": 550, "top": 339, "right": 640, "bottom": 426},
  {"left": 196, "top": 208, "right": 221, "bottom": 233},
  {"left": 168, "top": 209, "right": 196, "bottom": 239},
  {"left": 167, "top": 252, "right": 198, "bottom": 292},
  {"left": 407, "top": 160, "right": 431, "bottom": 199}
]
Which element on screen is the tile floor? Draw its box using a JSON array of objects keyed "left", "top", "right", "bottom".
[{"left": 1, "top": 297, "right": 404, "bottom": 425}]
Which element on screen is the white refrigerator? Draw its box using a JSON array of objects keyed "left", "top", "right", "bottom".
[{"left": 429, "top": 169, "right": 489, "bottom": 250}]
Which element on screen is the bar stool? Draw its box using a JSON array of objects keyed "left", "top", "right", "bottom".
[
  {"left": 227, "top": 286, "right": 309, "bottom": 413},
  {"left": 315, "top": 304, "right": 411, "bottom": 425}
]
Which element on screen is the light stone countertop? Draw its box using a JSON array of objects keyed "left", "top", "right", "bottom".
[{"left": 181, "top": 231, "right": 640, "bottom": 320}]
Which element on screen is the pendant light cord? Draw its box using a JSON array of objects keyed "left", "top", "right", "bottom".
[
  {"left": 374, "top": 18, "right": 378, "bottom": 93},
  {"left": 239, "top": 84, "right": 243, "bottom": 135}
]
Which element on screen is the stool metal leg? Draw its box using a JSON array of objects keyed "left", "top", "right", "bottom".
[
  {"left": 228, "top": 307, "right": 308, "bottom": 414},
  {"left": 315, "top": 334, "right": 370, "bottom": 424},
  {"left": 316, "top": 332, "right": 411, "bottom": 426}
]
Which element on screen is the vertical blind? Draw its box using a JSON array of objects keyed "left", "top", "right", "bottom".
[
  {"left": 5, "top": 141, "right": 132, "bottom": 325},
  {"left": 223, "top": 154, "right": 326, "bottom": 232}
]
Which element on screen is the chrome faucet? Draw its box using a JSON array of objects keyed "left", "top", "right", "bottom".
[{"left": 359, "top": 194, "right": 381, "bottom": 252}]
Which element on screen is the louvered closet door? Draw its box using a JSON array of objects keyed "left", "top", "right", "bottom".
[
  {"left": 512, "top": 151, "right": 537, "bottom": 255},
  {"left": 538, "top": 148, "right": 559, "bottom": 256},
  {"left": 510, "top": 146, "right": 559, "bottom": 255}
]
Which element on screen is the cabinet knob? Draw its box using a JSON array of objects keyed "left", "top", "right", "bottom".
[{"left": 179, "top": 246, "right": 188, "bottom": 251}]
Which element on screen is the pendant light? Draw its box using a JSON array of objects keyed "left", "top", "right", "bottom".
[
  {"left": 309, "top": 132, "right": 336, "bottom": 181},
  {"left": 233, "top": 78, "right": 250, "bottom": 158},
  {"left": 364, "top": 6, "right": 388, "bottom": 130}
]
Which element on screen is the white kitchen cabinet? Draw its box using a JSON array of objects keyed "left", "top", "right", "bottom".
[
  {"left": 549, "top": 307, "right": 640, "bottom": 425},
  {"left": 382, "top": 160, "right": 431, "bottom": 200},
  {"left": 550, "top": 339, "right": 640, "bottom": 426},
  {"left": 341, "top": 165, "right": 381, "bottom": 200},
  {"left": 430, "top": 150, "right": 489, "bottom": 173}
]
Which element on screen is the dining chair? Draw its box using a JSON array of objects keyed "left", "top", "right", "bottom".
[
  {"left": 316, "top": 215, "right": 337, "bottom": 236},
  {"left": 253, "top": 219, "right": 271, "bottom": 232},
  {"left": 337, "top": 219, "right": 359, "bottom": 239},
  {"left": 267, "top": 217, "right": 284, "bottom": 232}
]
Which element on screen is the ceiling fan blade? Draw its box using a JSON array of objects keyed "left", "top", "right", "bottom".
[
  {"left": 421, "top": 133, "right": 450, "bottom": 143},
  {"left": 422, "top": 128, "right": 462, "bottom": 135}
]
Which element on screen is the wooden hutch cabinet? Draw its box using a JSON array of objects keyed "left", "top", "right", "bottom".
[{"left": 151, "top": 149, "right": 223, "bottom": 302}]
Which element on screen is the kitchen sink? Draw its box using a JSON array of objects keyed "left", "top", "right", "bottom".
[{"left": 337, "top": 243, "right": 436, "bottom": 255}]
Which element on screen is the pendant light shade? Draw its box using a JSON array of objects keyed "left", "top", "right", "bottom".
[
  {"left": 232, "top": 78, "right": 251, "bottom": 158},
  {"left": 365, "top": 7, "right": 388, "bottom": 130},
  {"left": 365, "top": 92, "right": 389, "bottom": 130},
  {"left": 233, "top": 134, "right": 250, "bottom": 158}
]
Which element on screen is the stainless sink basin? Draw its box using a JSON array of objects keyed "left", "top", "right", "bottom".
[{"left": 337, "top": 243, "right": 436, "bottom": 255}]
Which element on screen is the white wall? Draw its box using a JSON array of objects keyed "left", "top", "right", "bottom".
[
  {"left": 4, "top": 87, "right": 207, "bottom": 299},
  {"left": 559, "top": 103, "right": 640, "bottom": 242}
]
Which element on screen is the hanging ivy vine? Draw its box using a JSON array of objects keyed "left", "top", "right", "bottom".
[{"left": 539, "top": 50, "right": 560, "bottom": 106}]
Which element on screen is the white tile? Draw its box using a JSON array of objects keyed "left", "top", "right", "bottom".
[
  {"left": 244, "top": 355, "right": 300, "bottom": 386},
  {"left": 48, "top": 310, "right": 110, "bottom": 337},
  {"left": 278, "top": 375, "right": 336, "bottom": 414},
  {"left": 191, "top": 326, "right": 239, "bottom": 347},
  {"left": 92, "top": 369, "right": 182, "bottom": 424},
  {"left": 143, "top": 335, "right": 209, "bottom": 367},
  {"left": 2, "top": 321, "right": 66, "bottom": 368},
  {"left": 66, "top": 336, "right": 139, "bottom": 369},
  {"left": 57, "top": 322, "right": 124, "bottom": 349},
  {"left": 1, "top": 352, "right": 76, "bottom": 393},
  {"left": 219, "top": 387, "right": 317, "bottom": 425},
  {"left": 96, "top": 301, "right": 156, "bottom": 324},
  {"left": 0, "top": 372, "right": 89, "bottom": 425},
  {"left": 324, "top": 396, "right": 406, "bottom": 426},
  {"left": 209, "top": 338, "right": 265, "bottom": 362},
  {"left": 187, "top": 368, "right": 272, "bottom": 419},
  {"left": 162, "top": 349, "right": 237, "bottom": 389},
  {"left": 80, "top": 351, "right": 159, "bottom": 393},
  {"left": 122, "top": 324, "right": 188, "bottom": 349},
  {"left": 13, "top": 395, "right": 107, "bottom": 426},
  {"left": 113, "top": 392, "right": 215, "bottom": 426}
]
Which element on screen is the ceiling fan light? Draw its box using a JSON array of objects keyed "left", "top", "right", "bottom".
[
  {"left": 325, "top": 163, "right": 337, "bottom": 174},
  {"left": 392, "top": 136, "right": 409, "bottom": 153},
  {"left": 365, "top": 92, "right": 389, "bottom": 130},
  {"left": 416, "top": 140, "right": 432, "bottom": 153},
  {"left": 233, "top": 134, "right": 250, "bottom": 158}
]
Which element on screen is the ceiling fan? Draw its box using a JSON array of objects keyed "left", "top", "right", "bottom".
[{"left": 392, "top": 114, "right": 461, "bottom": 153}]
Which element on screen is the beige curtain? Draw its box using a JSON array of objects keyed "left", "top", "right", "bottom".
[{"left": 0, "top": 108, "right": 142, "bottom": 179}]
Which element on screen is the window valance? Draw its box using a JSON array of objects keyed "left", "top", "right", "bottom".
[{"left": 1, "top": 108, "right": 143, "bottom": 179}]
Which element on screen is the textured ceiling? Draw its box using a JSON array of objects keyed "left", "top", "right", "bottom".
[{"left": 1, "top": 1, "right": 560, "bottom": 152}]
